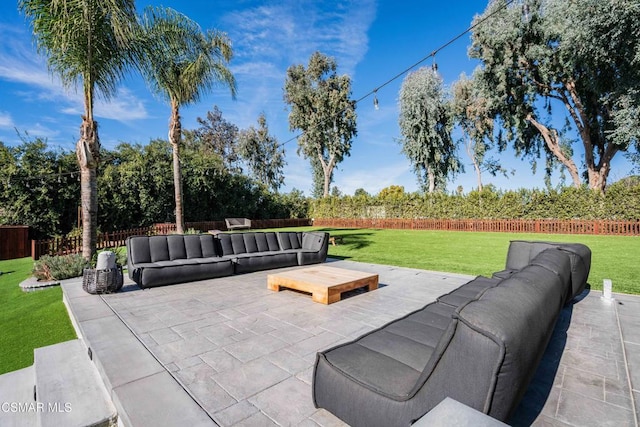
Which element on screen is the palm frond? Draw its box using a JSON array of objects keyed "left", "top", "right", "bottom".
[{"left": 138, "top": 6, "right": 236, "bottom": 107}]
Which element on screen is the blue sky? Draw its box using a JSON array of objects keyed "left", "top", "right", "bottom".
[{"left": 0, "top": 1, "right": 635, "bottom": 196}]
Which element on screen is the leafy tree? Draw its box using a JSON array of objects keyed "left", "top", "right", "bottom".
[
  {"left": 284, "top": 51, "right": 357, "bottom": 198},
  {"left": 99, "top": 140, "right": 174, "bottom": 230},
  {"left": 451, "top": 72, "right": 509, "bottom": 191},
  {"left": 378, "top": 185, "right": 405, "bottom": 200},
  {"left": 398, "top": 67, "right": 461, "bottom": 193},
  {"left": 184, "top": 106, "right": 240, "bottom": 172},
  {"left": 137, "top": 6, "right": 236, "bottom": 233},
  {"left": 237, "top": 113, "right": 285, "bottom": 192},
  {"left": 354, "top": 188, "right": 370, "bottom": 198},
  {"left": 0, "top": 138, "right": 79, "bottom": 238},
  {"left": 20, "top": 0, "right": 139, "bottom": 258},
  {"left": 470, "top": 0, "right": 640, "bottom": 192}
]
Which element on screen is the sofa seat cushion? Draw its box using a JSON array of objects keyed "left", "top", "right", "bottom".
[
  {"left": 233, "top": 251, "right": 298, "bottom": 274},
  {"left": 155, "top": 259, "right": 202, "bottom": 267},
  {"left": 134, "top": 258, "right": 234, "bottom": 288},
  {"left": 437, "top": 276, "right": 500, "bottom": 308},
  {"left": 321, "top": 302, "right": 455, "bottom": 399}
]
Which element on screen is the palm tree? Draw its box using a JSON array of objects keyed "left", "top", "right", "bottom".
[
  {"left": 20, "top": 0, "right": 138, "bottom": 259},
  {"left": 138, "top": 7, "right": 236, "bottom": 233}
]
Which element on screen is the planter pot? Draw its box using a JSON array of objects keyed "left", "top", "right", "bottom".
[{"left": 82, "top": 266, "right": 123, "bottom": 294}]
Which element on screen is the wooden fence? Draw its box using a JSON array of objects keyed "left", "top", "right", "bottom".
[
  {"left": 313, "top": 218, "right": 640, "bottom": 236},
  {"left": 31, "top": 218, "right": 312, "bottom": 260},
  {"left": 0, "top": 226, "right": 31, "bottom": 260}
]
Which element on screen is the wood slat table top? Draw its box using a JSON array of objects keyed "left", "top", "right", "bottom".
[{"left": 268, "top": 265, "right": 377, "bottom": 290}]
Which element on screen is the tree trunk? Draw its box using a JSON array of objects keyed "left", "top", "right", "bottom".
[
  {"left": 427, "top": 166, "right": 436, "bottom": 194},
  {"left": 318, "top": 151, "right": 335, "bottom": 198},
  {"left": 526, "top": 114, "right": 582, "bottom": 188},
  {"left": 169, "top": 100, "right": 185, "bottom": 234},
  {"left": 76, "top": 116, "right": 99, "bottom": 261},
  {"left": 466, "top": 139, "right": 483, "bottom": 192},
  {"left": 586, "top": 143, "right": 618, "bottom": 193}
]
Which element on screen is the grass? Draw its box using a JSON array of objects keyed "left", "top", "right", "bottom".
[
  {"left": 0, "top": 227, "right": 637, "bottom": 374},
  {"left": 0, "top": 257, "right": 76, "bottom": 375},
  {"left": 290, "top": 227, "right": 639, "bottom": 295}
]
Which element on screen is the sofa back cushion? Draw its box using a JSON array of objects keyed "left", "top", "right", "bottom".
[
  {"left": 278, "top": 232, "right": 302, "bottom": 250},
  {"left": 266, "top": 232, "right": 280, "bottom": 251},
  {"left": 254, "top": 233, "right": 269, "bottom": 252},
  {"left": 128, "top": 236, "right": 151, "bottom": 264},
  {"left": 230, "top": 233, "right": 247, "bottom": 254},
  {"left": 528, "top": 248, "right": 572, "bottom": 303},
  {"left": 199, "top": 235, "right": 216, "bottom": 257},
  {"left": 167, "top": 235, "right": 187, "bottom": 260},
  {"left": 242, "top": 233, "right": 259, "bottom": 253},
  {"left": 454, "top": 265, "right": 564, "bottom": 420},
  {"left": 183, "top": 235, "right": 203, "bottom": 258},
  {"left": 216, "top": 234, "right": 234, "bottom": 256},
  {"left": 149, "top": 236, "right": 170, "bottom": 262},
  {"left": 505, "top": 240, "right": 591, "bottom": 300}
]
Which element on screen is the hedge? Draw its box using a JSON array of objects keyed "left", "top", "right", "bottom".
[{"left": 310, "top": 183, "right": 640, "bottom": 220}]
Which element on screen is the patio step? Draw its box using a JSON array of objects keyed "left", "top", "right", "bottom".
[
  {"left": 0, "top": 366, "right": 37, "bottom": 427},
  {"left": 34, "top": 339, "right": 117, "bottom": 427}
]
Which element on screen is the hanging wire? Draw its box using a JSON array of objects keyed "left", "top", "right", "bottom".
[
  {"left": 277, "top": 0, "right": 515, "bottom": 148},
  {"left": 3, "top": 1, "right": 515, "bottom": 184}
]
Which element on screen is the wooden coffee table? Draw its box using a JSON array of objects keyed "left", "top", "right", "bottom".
[{"left": 267, "top": 265, "right": 379, "bottom": 304}]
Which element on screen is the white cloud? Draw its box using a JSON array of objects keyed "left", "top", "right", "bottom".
[
  {"left": 0, "top": 25, "right": 149, "bottom": 124},
  {"left": 218, "top": 0, "right": 377, "bottom": 139},
  {"left": 224, "top": 0, "right": 376, "bottom": 74},
  {"left": 61, "top": 88, "right": 148, "bottom": 122},
  {"left": 0, "top": 111, "right": 15, "bottom": 129}
]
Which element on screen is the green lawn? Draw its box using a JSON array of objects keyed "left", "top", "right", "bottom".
[
  {"left": 0, "top": 257, "right": 76, "bottom": 375},
  {"left": 301, "top": 227, "right": 638, "bottom": 295},
  {"left": 1, "top": 227, "right": 637, "bottom": 374}
]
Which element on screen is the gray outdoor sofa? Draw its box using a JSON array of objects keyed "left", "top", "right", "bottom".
[
  {"left": 126, "top": 231, "right": 329, "bottom": 288},
  {"left": 312, "top": 240, "right": 591, "bottom": 426}
]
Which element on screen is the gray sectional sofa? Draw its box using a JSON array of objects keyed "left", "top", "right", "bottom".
[
  {"left": 312, "top": 240, "right": 591, "bottom": 426},
  {"left": 126, "top": 231, "right": 329, "bottom": 288}
]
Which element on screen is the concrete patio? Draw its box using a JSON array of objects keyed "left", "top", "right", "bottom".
[{"left": 60, "top": 258, "right": 639, "bottom": 426}]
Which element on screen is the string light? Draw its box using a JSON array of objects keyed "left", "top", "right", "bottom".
[
  {"left": 278, "top": 0, "right": 515, "bottom": 147},
  {"left": 2, "top": 1, "right": 516, "bottom": 180}
]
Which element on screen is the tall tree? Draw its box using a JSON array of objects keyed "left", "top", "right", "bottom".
[
  {"left": 470, "top": 0, "right": 640, "bottom": 192},
  {"left": 398, "top": 67, "right": 461, "bottom": 193},
  {"left": 138, "top": 7, "right": 236, "bottom": 233},
  {"left": 237, "top": 113, "right": 285, "bottom": 192},
  {"left": 183, "top": 106, "right": 240, "bottom": 172},
  {"left": 451, "top": 72, "right": 508, "bottom": 191},
  {"left": 284, "top": 51, "right": 357, "bottom": 198},
  {"left": 0, "top": 138, "right": 78, "bottom": 238},
  {"left": 20, "top": 0, "right": 138, "bottom": 259}
]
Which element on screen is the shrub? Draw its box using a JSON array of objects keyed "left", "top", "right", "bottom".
[{"left": 33, "top": 254, "right": 87, "bottom": 281}]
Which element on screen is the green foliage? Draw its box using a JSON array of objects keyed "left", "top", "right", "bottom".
[
  {"left": 237, "top": 113, "right": 285, "bottom": 192},
  {"left": 184, "top": 106, "right": 240, "bottom": 172},
  {"left": 99, "top": 140, "right": 174, "bottom": 229},
  {"left": 284, "top": 51, "right": 357, "bottom": 198},
  {"left": 32, "top": 254, "right": 86, "bottom": 281},
  {"left": 0, "top": 138, "right": 79, "bottom": 239},
  {"left": 398, "top": 67, "right": 461, "bottom": 193},
  {"left": 469, "top": 0, "right": 640, "bottom": 191},
  {"left": 311, "top": 185, "right": 640, "bottom": 220},
  {"left": 137, "top": 7, "right": 236, "bottom": 107}
]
